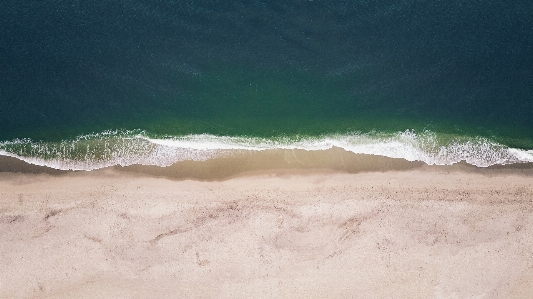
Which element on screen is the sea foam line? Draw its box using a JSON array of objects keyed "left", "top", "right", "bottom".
[
  {"left": 1, "top": 130, "right": 532, "bottom": 170},
  {"left": 145, "top": 131, "right": 533, "bottom": 167}
]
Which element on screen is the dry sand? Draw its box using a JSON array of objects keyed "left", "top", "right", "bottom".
[{"left": 1, "top": 165, "right": 533, "bottom": 298}]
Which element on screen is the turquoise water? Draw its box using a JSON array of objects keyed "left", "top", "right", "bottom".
[{"left": 1, "top": 1, "right": 532, "bottom": 170}]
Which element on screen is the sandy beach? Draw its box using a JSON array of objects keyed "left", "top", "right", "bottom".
[
  {"left": 3, "top": 0, "right": 533, "bottom": 298},
  {"left": 1, "top": 160, "right": 533, "bottom": 299}
]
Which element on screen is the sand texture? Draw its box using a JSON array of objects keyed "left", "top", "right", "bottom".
[{"left": 1, "top": 168, "right": 533, "bottom": 298}]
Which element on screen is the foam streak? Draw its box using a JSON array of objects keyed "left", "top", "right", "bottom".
[{"left": 1, "top": 130, "right": 532, "bottom": 170}]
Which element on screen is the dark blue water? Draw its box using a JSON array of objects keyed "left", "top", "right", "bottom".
[{"left": 1, "top": 1, "right": 533, "bottom": 170}]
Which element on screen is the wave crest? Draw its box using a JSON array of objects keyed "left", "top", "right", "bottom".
[{"left": 1, "top": 129, "right": 532, "bottom": 170}]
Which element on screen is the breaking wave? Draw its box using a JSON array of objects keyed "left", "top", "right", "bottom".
[{"left": 1, "top": 129, "right": 532, "bottom": 171}]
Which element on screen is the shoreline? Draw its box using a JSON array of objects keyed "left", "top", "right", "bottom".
[
  {"left": 1, "top": 166, "right": 533, "bottom": 298},
  {"left": 2, "top": 149, "right": 533, "bottom": 181}
]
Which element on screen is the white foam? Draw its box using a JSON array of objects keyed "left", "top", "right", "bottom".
[
  {"left": 144, "top": 130, "right": 533, "bottom": 167},
  {"left": 1, "top": 130, "right": 532, "bottom": 170}
]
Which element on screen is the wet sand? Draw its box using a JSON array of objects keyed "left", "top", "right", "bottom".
[{"left": 1, "top": 162, "right": 533, "bottom": 298}]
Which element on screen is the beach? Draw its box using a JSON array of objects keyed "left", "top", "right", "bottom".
[
  {"left": 2, "top": 1, "right": 533, "bottom": 298},
  {"left": 1, "top": 158, "right": 533, "bottom": 299}
]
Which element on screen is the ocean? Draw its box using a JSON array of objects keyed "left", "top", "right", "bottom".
[{"left": 1, "top": 1, "right": 532, "bottom": 171}]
